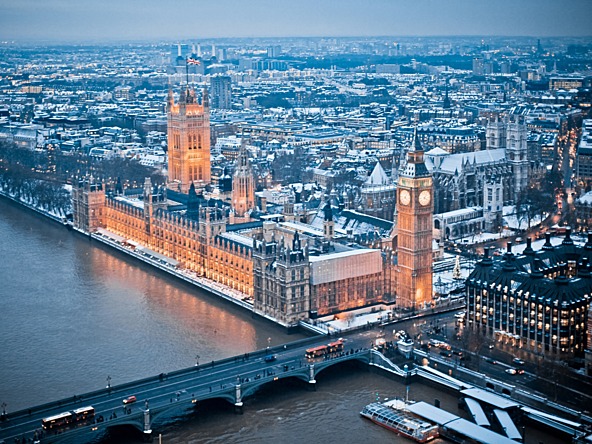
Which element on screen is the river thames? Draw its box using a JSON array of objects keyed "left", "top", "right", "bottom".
[{"left": 0, "top": 197, "right": 561, "bottom": 444}]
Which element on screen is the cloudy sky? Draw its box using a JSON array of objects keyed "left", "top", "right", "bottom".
[{"left": 1, "top": 0, "right": 591, "bottom": 43}]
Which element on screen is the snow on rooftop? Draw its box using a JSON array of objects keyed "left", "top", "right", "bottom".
[
  {"left": 308, "top": 247, "right": 377, "bottom": 262},
  {"left": 406, "top": 402, "right": 518, "bottom": 444},
  {"left": 280, "top": 221, "right": 324, "bottom": 237},
  {"left": 460, "top": 388, "right": 520, "bottom": 410},
  {"left": 218, "top": 231, "right": 253, "bottom": 248},
  {"left": 114, "top": 195, "right": 144, "bottom": 209},
  {"left": 364, "top": 162, "right": 390, "bottom": 186},
  {"left": 577, "top": 191, "right": 592, "bottom": 205}
]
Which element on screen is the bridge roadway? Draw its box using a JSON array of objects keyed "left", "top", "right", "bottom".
[{"left": 0, "top": 333, "right": 387, "bottom": 444}]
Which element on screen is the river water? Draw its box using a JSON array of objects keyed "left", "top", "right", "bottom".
[{"left": 0, "top": 197, "right": 562, "bottom": 444}]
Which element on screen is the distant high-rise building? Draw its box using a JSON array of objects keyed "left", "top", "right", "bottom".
[
  {"left": 500, "top": 60, "right": 512, "bottom": 74},
  {"left": 210, "top": 75, "right": 232, "bottom": 109},
  {"left": 216, "top": 47, "right": 227, "bottom": 61},
  {"left": 472, "top": 57, "right": 484, "bottom": 76},
  {"left": 167, "top": 87, "right": 211, "bottom": 193},
  {"left": 267, "top": 45, "right": 281, "bottom": 58}
]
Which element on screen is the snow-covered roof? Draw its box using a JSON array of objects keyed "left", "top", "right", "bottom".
[
  {"left": 577, "top": 190, "right": 592, "bottom": 205},
  {"left": 364, "top": 161, "right": 391, "bottom": 186},
  {"left": 460, "top": 388, "right": 520, "bottom": 409},
  {"left": 426, "top": 148, "right": 506, "bottom": 173},
  {"left": 425, "top": 147, "right": 449, "bottom": 156}
]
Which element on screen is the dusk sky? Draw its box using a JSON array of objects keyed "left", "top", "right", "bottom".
[{"left": 1, "top": 0, "right": 591, "bottom": 43}]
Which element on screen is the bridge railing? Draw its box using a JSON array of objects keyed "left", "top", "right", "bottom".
[
  {"left": 367, "top": 350, "right": 411, "bottom": 377},
  {"left": 2, "top": 335, "right": 339, "bottom": 421}
]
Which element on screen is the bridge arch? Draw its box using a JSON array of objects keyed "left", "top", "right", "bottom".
[
  {"left": 241, "top": 373, "right": 309, "bottom": 399},
  {"left": 150, "top": 394, "right": 233, "bottom": 425},
  {"left": 101, "top": 420, "right": 146, "bottom": 439},
  {"left": 312, "top": 354, "right": 370, "bottom": 380}
]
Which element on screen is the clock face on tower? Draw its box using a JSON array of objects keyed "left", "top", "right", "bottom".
[
  {"left": 419, "top": 190, "right": 431, "bottom": 206},
  {"left": 400, "top": 189, "right": 410, "bottom": 206}
]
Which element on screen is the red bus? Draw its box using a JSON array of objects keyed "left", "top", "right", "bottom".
[
  {"left": 327, "top": 340, "right": 344, "bottom": 353},
  {"left": 305, "top": 345, "right": 328, "bottom": 359},
  {"left": 305, "top": 340, "right": 345, "bottom": 359},
  {"left": 41, "top": 406, "right": 95, "bottom": 431},
  {"left": 42, "top": 412, "right": 74, "bottom": 430}
]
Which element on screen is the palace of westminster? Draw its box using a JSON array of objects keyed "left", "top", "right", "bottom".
[
  {"left": 72, "top": 84, "right": 434, "bottom": 328},
  {"left": 71, "top": 84, "right": 591, "bottom": 361}
]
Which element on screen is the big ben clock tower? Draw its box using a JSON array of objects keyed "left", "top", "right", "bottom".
[{"left": 397, "top": 128, "right": 433, "bottom": 310}]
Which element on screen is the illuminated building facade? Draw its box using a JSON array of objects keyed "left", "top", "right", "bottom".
[
  {"left": 253, "top": 226, "right": 311, "bottom": 326},
  {"left": 396, "top": 129, "right": 434, "bottom": 310},
  {"left": 73, "top": 173, "right": 401, "bottom": 327},
  {"left": 466, "top": 233, "right": 591, "bottom": 358},
  {"left": 74, "top": 176, "right": 254, "bottom": 297},
  {"left": 167, "top": 87, "right": 211, "bottom": 193},
  {"left": 252, "top": 220, "right": 391, "bottom": 326},
  {"left": 71, "top": 87, "right": 428, "bottom": 328},
  {"left": 72, "top": 179, "right": 105, "bottom": 233}
]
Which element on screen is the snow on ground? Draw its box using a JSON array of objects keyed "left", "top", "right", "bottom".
[{"left": 502, "top": 205, "right": 545, "bottom": 231}]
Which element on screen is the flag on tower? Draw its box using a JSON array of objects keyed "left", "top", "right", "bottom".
[{"left": 186, "top": 57, "right": 200, "bottom": 65}]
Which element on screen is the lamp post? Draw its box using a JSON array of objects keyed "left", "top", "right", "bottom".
[
  {"left": 1, "top": 402, "right": 6, "bottom": 416},
  {"left": 106, "top": 375, "right": 111, "bottom": 390},
  {"left": 404, "top": 365, "right": 410, "bottom": 403},
  {"left": 195, "top": 354, "right": 200, "bottom": 366}
]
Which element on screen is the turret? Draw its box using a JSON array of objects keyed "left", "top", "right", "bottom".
[
  {"left": 323, "top": 202, "right": 334, "bottom": 241},
  {"left": 202, "top": 88, "right": 209, "bottom": 109}
]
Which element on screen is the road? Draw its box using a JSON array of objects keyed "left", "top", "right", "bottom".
[
  {"left": 0, "top": 334, "right": 376, "bottom": 443},
  {"left": 2, "top": 308, "right": 591, "bottom": 442}
]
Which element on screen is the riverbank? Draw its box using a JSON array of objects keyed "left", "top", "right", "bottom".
[
  {"left": 0, "top": 190, "right": 467, "bottom": 336},
  {"left": 0, "top": 189, "right": 66, "bottom": 225},
  {"left": 0, "top": 190, "right": 323, "bottom": 333}
]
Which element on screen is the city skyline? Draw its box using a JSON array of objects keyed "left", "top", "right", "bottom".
[{"left": 1, "top": 0, "right": 591, "bottom": 43}]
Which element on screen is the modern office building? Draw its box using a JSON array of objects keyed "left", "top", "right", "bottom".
[
  {"left": 210, "top": 75, "right": 232, "bottom": 110},
  {"left": 466, "top": 232, "right": 591, "bottom": 358}
]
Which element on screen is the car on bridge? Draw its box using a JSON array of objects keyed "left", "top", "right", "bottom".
[
  {"left": 264, "top": 354, "right": 277, "bottom": 362},
  {"left": 123, "top": 395, "right": 137, "bottom": 404}
]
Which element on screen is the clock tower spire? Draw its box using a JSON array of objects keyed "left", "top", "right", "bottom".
[{"left": 396, "top": 127, "right": 433, "bottom": 310}]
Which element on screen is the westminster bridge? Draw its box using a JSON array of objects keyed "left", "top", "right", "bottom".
[
  {"left": 0, "top": 334, "right": 410, "bottom": 444},
  {"left": 2, "top": 333, "right": 592, "bottom": 444}
]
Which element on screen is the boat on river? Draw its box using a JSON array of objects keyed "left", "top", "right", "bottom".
[{"left": 360, "top": 401, "right": 439, "bottom": 443}]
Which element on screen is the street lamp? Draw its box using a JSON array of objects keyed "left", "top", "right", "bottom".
[
  {"left": 1, "top": 402, "right": 6, "bottom": 416},
  {"left": 106, "top": 375, "right": 111, "bottom": 390},
  {"left": 195, "top": 354, "right": 200, "bottom": 366}
]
